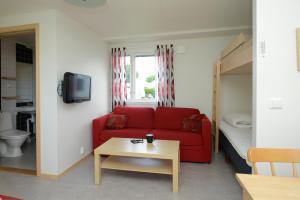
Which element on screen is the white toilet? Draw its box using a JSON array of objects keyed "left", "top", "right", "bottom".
[{"left": 0, "top": 112, "right": 30, "bottom": 157}]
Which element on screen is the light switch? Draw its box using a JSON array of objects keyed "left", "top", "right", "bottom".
[{"left": 269, "top": 98, "right": 284, "bottom": 109}]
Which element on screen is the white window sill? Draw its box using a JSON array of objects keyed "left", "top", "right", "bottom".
[{"left": 126, "top": 99, "right": 156, "bottom": 107}]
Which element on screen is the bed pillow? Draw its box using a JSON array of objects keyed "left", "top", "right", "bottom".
[
  {"left": 106, "top": 114, "right": 128, "bottom": 129},
  {"left": 181, "top": 114, "right": 202, "bottom": 132},
  {"left": 223, "top": 113, "right": 252, "bottom": 128}
]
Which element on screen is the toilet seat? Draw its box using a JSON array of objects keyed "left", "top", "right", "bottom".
[{"left": 0, "top": 130, "right": 30, "bottom": 139}]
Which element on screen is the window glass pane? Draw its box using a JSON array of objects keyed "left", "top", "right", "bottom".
[
  {"left": 125, "top": 56, "right": 131, "bottom": 99},
  {"left": 135, "top": 56, "right": 156, "bottom": 100}
]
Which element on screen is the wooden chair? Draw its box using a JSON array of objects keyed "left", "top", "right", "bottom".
[{"left": 247, "top": 148, "right": 300, "bottom": 177}]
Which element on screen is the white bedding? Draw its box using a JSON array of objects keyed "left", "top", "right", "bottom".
[
  {"left": 220, "top": 120, "right": 252, "bottom": 161},
  {"left": 223, "top": 113, "right": 252, "bottom": 128}
]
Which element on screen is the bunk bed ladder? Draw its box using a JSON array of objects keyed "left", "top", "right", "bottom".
[{"left": 212, "top": 61, "right": 221, "bottom": 153}]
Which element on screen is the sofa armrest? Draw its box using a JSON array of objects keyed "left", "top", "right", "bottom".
[
  {"left": 92, "top": 114, "right": 109, "bottom": 149},
  {"left": 200, "top": 114, "right": 212, "bottom": 163}
]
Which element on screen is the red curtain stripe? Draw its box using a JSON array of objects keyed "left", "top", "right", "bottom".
[
  {"left": 111, "top": 47, "right": 127, "bottom": 109},
  {"left": 156, "top": 44, "right": 175, "bottom": 107}
]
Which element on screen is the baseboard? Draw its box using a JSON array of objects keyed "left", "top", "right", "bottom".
[
  {"left": 0, "top": 166, "right": 36, "bottom": 175},
  {"left": 39, "top": 152, "right": 92, "bottom": 180},
  {"left": 39, "top": 173, "right": 59, "bottom": 180}
]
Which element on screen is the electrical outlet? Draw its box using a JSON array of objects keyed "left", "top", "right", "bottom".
[{"left": 80, "top": 146, "right": 84, "bottom": 155}]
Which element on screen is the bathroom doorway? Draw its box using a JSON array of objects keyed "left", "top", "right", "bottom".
[{"left": 0, "top": 24, "right": 40, "bottom": 176}]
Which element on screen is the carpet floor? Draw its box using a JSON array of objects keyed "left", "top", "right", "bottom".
[{"left": 0, "top": 153, "right": 242, "bottom": 200}]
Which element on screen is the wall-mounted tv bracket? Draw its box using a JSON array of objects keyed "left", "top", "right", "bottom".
[{"left": 57, "top": 80, "right": 64, "bottom": 97}]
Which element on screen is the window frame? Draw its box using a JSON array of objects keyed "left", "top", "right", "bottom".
[{"left": 126, "top": 53, "right": 157, "bottom": 105}]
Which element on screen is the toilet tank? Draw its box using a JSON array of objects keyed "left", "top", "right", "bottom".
[{"left": 0, "top": 112, "right": 13, "bottom": 131}]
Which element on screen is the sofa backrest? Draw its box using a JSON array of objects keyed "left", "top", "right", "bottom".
[
  {"left": 113, "top": 106, "right": 154, "bottom": 129},
  {"left": 154, "top": 107, "right": 200, "bottom": 130}
]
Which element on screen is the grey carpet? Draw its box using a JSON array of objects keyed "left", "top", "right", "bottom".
[{"left": 0, "top": 153, "right": 242, "bottom": 200}]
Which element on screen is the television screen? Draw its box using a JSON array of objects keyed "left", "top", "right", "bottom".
[{"left": 63, "top": 72, "right": 91, "bottom": 103}]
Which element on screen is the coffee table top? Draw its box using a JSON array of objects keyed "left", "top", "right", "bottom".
[{"left": 94, "top": 138, "right": 179, "bottom": 159}]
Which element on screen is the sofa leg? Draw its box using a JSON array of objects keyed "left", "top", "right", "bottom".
[{"left": 224, "top": 154, "right": 231, "bottom": 163}]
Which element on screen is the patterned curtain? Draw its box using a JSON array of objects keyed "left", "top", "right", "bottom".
[
  {"left": 156, "top": 44, "right": 175, "bottom": 107},
  {"left": 112, "top": 47, "right": 127, "bottom": 109}
]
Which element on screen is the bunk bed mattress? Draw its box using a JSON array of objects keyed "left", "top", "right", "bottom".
[{"left": 219, "top": 120, "right": 252, "bottom": 160}]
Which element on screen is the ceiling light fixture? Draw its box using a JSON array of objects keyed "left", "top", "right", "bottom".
[{"left": 64, "top": 0, "right": 107, "bottom": 8}]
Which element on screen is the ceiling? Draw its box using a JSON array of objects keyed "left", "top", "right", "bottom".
[{"left": 0, "top": 0, "right": 252, "bottom": 40}]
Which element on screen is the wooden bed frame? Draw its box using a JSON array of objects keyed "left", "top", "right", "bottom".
[{"left": 212, "top": 32, "right": 252, "bottom": 153}]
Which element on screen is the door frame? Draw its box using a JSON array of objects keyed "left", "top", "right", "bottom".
[{"left": 0, "top": 24, "right": 41, "bottom": 176}]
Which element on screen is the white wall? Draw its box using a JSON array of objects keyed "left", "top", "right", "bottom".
[
  {"left": 0, "top": 10, "right": 110, "bottom": 175},
  {"left": 1, "top": 38, "right": 17, "bottom": 127},
  {"left": 220, "top": 75, "right": 252, "bottom": 117},
  {"left": 174, "top": 36, "right": 234, "bottom": 118},
  {"left": 0, "top": 10, "right": 59, "bottom": 174},
  {"left": 112, "top": 35, "right": 235, "bottom": 119},
  {"left": 56, "top": 11, "right": 109, "bottom": 174},
  {"left": 16, "top": 62, "right": 34, "bottom": 102},
  {"left": 254, "top": 0, "right": 300, "bottom": 175},
  {"left": 1, "top": 39, "right": 36, "bottom": 128}
]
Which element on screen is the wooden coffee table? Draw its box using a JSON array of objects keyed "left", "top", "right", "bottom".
[{"left": 94, "top": 138, "right": 180, "bottom": 192}]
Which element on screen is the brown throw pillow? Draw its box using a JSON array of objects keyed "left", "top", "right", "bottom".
[
  {"left": 106, "top": 114, "right": 128, "bottom": 129},
  {"left": 182, "top": 114, "right": 202, "bottom": 132}
]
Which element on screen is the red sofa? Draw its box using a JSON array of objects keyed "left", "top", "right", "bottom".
[{"left": 92, "top": 107, "right": 212, "bottom": 163}]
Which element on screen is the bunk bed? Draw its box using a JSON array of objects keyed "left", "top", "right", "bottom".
[{"left": 212, "top": 32, "right": 252, "bottom": 173}]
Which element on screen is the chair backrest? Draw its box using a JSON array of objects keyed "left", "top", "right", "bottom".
[{"left": 247, "top": 148, "right": 300, "bottom": 177}]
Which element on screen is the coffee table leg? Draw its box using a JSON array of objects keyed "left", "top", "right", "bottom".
[
  {"left": 172, "top": 157, "right": 179, "bottom": 192},
  {"left": 94, "top": 154, "right": 101, "bottom": 184},
  {"left": 178, "top": 150, "right": 180, "bottom": 172}
]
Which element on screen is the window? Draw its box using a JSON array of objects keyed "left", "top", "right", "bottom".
[{"left": 125, "top": 55, "right": 156, "bottom": 103}]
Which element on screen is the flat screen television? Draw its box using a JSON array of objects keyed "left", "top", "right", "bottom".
[{"left": 63, "top": 72, "right": 91, "bottom": 103}]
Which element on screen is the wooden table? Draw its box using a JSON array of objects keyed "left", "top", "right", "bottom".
[
  {"left": 94, "top": 138, "right": 180, "bottom": 192},
  {"left": 236, "top": 173, "right": 300, "bottom": 200}
]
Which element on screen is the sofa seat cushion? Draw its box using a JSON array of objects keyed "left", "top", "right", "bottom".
[
  {"left": 154, "top": 107, "right": 200, "bottom": 130},
  {"left": 152, "top": 129, "right": 203, "bottom": 146},
  {"left": 114, "top": 107, "right": 154, "bottom": 129},
  {"left": 100, "top": 128, "right": 152, "bottom": 143}
]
